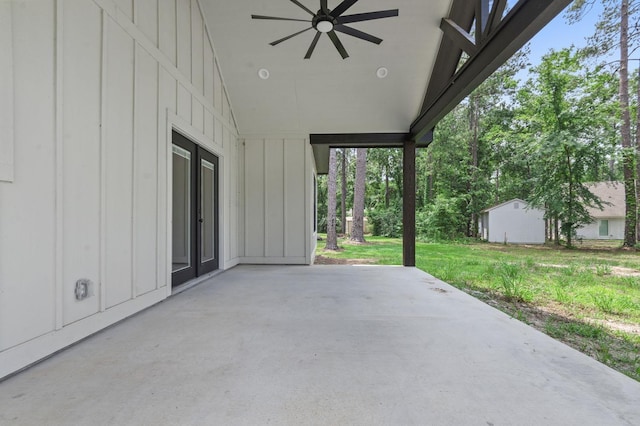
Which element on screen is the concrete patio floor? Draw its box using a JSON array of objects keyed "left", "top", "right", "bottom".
[{"left": 1, "top": 265, "right": 639, "bottom": 425}]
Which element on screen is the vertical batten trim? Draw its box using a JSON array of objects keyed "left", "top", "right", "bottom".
[
  {"left": 54, "top": 0, "right": 65, "bottom": 330},
  {"left": 131, "top": 42, "right": 139, "bottom": 299},
  {"left": 304, "top": 141, "right": 311, "bottom": 264},
  {"left": 165, "top": 111, "right": 173, "bottom": 298},
  {"left": 0, "top": 1, "right": 14, "bottom": 182},
  {"left": 132, "top": 0, "right": 137, "bottom": 25},
  {"left": 189, "top": 0, "right": 194, "bottom": 90},
  {"left": 282, "top": 139, "right": 288, "bottom": 258},
  {"left": 99, "top": 11, "right": 108, "bottom": 312},
  {"left": 198, "top": 0, "right": 204, "bottom": 97},
  {"left": 263, "top": 139, "right": 267, "bottom": 257},
  {"left": 156, "top": 0, "right": 160, "bottom": 49},
  {"left": 154, "top": 62, "right": 161, "bottom": 290},
  {"left": 187, "top": 0, "right": 192, "bottom": 85},
  {"left": 243, "top": 139, "right": 249, "bottom": 257}
]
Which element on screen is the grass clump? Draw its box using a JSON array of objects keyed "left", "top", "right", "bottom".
[{"left": 496, "top": 262, "right": 532, "bottom": 302}]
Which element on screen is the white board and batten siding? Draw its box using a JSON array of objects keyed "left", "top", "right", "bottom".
[
  {"left": 0, "top": 0, "right": 242, "bottom": 379},
  {"left": 241, "top": 138, "right": 317, "bottom": 265},
  {"left": 480, "top": 199, "right": 545, "bottom": 244}
]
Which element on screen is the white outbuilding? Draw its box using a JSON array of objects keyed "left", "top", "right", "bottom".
[{"left": 479, "top": 199, "right": 545, "bottom": 244}]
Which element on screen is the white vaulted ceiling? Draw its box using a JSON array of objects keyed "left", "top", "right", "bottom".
[{"left": 201, "top": 0, "right": 454, "bottom": 136}]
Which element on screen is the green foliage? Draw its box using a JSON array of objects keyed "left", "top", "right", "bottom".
[
  {"left": 515, "top": 48, "right": 616, "bottom": 247},
  {"left": 416, "top": 196, "right": 468, "bottom": 241},
  {"left": 596, "top": 264, "right": 613, "bottom": 276},
  {"left": 368, "top": 205, "right": 402, "bottom": 238},
  {"left": 317, "top": 216, "right": 342, "bottom": 235}
]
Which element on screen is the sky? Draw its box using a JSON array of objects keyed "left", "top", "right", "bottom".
[
  {"left": 529, "top": 4, "right": 601, "bottom": 60},
  {"left": 517, "top": 2, "right": 608, "bottom": 80}
]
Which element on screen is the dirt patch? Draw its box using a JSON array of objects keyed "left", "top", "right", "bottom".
[
  {"left": 314, "top": 255, "right": 377, "bottom": 265},
  {"left": 610, "top": 266, "right": 640, "bottom": 277},
  {"left": 481, "top": 297, "right": 640, "bottom": 337},
  {"left": 539, "top": 263, "right": 640, "bottom": 277}
]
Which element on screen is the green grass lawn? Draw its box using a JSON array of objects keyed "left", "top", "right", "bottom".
[{"left": 317, "top": 235, "right": 640, "bottom": 381}]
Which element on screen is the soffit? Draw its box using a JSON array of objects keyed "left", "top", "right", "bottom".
[{"left": 201, "top": 0, "right": 454, "bottom": 136}]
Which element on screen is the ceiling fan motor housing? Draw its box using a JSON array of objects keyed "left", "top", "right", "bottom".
[{"left": 313, "top": 12, "right": 337, "bottom": 33}]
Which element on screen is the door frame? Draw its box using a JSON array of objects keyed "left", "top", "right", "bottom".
[{"left": 171, "top": 129, "right": 220, "bottom": 287}]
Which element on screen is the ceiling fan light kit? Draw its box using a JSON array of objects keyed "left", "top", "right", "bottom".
[{"left": 251, "top": 0, "right": 399, "bottom": 59}]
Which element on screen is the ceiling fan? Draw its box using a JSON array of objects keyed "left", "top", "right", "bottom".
[{"left": 252, "top": 0, "right": 399, "bottom": 59}]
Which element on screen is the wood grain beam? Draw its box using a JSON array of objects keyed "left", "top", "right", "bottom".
[{"left": 412, "top": 0, "right": 572, "bottom": 142}]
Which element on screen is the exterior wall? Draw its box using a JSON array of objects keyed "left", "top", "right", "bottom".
[
  {"left": 0, "top": 0, "right": 241, "bottom": 379},
  {"left": 241, "top": 137, "right": 317, "bottom": 264},
  {"left": 576, "top": 218, "right": 625, "bottom": 240},
  {"left": 485, "top": 201, "right": 545, "bottom": 244}
]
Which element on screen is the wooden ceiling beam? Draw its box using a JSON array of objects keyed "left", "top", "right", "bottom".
[{"left": 411, "top": 0, "right": 572, "bottom": 143}]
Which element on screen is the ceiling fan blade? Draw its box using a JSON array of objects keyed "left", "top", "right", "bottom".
[
  {"left": 330, "top": 0, "right": 358, "bottom": 18},
  {"left": 252, "top": 15, "right": 311, "bottom": 23},
  {"left": 289, "top": 0, "right": 316, "bottom": 16},
  {"left": 270, "top": 27, "right": 313, "bottom": 46},
  {"left": 304, "top": 32, "right": 322, "bottom": 59},
  {"left": 334, "top": 24, "right": 382, "bottom": 44},
  {"left": 320, "top": 0, "right": 329, "bottom": 14},
  {"left": 327, "top": 31, "right": 349, "bottom": 59},
  {"left": 337, "top": 9, "right": 399, "bottom": 24}
]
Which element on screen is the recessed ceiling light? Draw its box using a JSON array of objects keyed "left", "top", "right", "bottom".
[
  {"left": 258, "top": 68, "right": 270, "bottom": 80},
  {"left": 376, "top": 67, "right": 388, "bottom": 79}
]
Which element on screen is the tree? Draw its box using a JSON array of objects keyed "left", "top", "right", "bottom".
[
  {"left": 340, "top": 148, "right": 348, "bottom": 235},
  {"left": 516, "top": 48, "right": 609, "bottom": 247},
  {"left": 617, "top": 0, "right": 638, "bottom": 247},
  {"left": 325, "top": 148, "right": 339, "bottom": 250},
  {"left": 568, "top": 0, "right": 638, "bottom": 246},
  {"left": 351, "top": 148, "right": 367, "bottom": 243}
]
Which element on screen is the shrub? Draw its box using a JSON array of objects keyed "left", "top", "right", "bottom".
[
  {"left": 416, "top": 196, "right": 467, "bottom": 241},
  {"left": 368, "top": 206, "right": 403, "bottom": 238}
]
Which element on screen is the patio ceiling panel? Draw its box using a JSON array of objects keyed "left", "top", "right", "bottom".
[{"left": 201, "top": 0, "right": 453, "bottom": 136}]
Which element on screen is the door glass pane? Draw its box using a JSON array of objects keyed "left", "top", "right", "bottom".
[
  {"left": 201, "top": 159, "right": 215, "bottom": 263},
  {"left": 172, "top": 145, "right": 191, "bottom": 272},
  {"left": 599, "top": 220, "right": 609, "bottom": 237}
]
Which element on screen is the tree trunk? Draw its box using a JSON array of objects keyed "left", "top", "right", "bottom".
[
  {"left": 427, "top": 150, "right": 434, "bottom": 202},
  {"left": 545, "top": 217, "right": 549, "bottom": 243},
  {"left": 351, "top": 148, "right": 367, "bottom": 243},
  {"left": 554, "top": 215, "right": 560, "bottom": 245},
  {"left": 340, "top": 149, "right": 347, "bottom": 235},
  {"left": 565, "top": 146, "right": 574, "bottom": 248},
  {"left": 495, "top": 168, "right": 500, "bottom": 204},
  {"left": 619, "top": 0, "right": 637, "bottom": 247},
  {"left": 468, "top": 94, "right": 480, "bottom": 238},
  {"left": 636, "top": 64, "right": 640, "bottom": 238},
  {"left": 385, "top": 164, "right": 390, "bottom": 208},
  {"left": 325, "top": 148, "right": 339, "bottom": 250}
]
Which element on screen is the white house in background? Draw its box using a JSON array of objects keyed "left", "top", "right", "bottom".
[
  {"left": 0, "top": 0, "right": 570, "bottom": 379},
  {"left": 479, "top": 199, "right": 545, "bottom": 244},
  {"left": 576, "top": 182, "right": 625, "bottom": 240}
]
